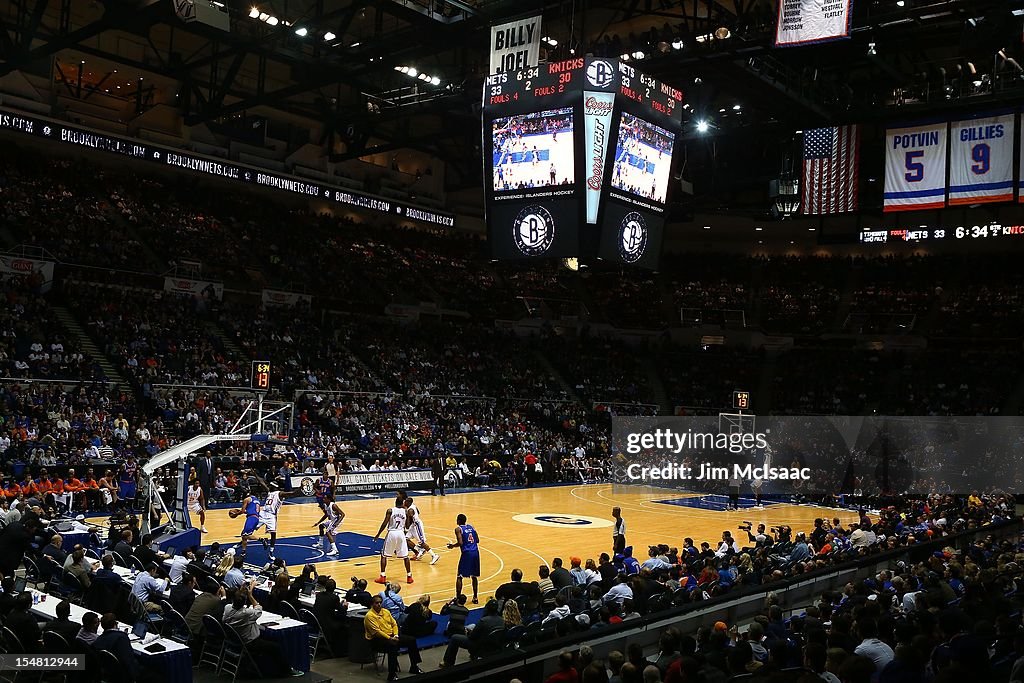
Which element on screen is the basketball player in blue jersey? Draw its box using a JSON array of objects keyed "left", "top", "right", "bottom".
[
  {"left": 231, "top": 492, "right": 261, "bottom": 555},
  {"left": 446, "top": 513, "right": 480, "bottom": 604},
  {"left": 310, "top": 469, "right": 335, "bottom": 548}
]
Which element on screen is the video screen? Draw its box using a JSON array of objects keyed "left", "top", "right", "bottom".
[
  {"left": 491, "top": 107, "right": 575, "bottom": 192},
  {"left": 610, "top": 112, "right": 676, "bottom": 204}
]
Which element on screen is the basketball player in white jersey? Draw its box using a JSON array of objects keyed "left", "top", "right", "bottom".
[
  {"left": 403, "top": 497, "right": 439, "bottom": 565},
  {"left": 373, "top": 502, "right": 413, "bottom": 584},
  {"left": 187, "top": 480, "right": 208, "bottom": 533},
  {"left": 320, "top": 495, "right": 345, "bottom": 556},
  {"left": 255, "top": 482, "right": 284, "bottom": 557}
]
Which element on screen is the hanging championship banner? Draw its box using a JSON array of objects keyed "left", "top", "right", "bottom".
[
  {"left": 883, "top": 122, "right": 947, "bottom": 212},
  {"left": 490, "top": 15, "right": 542, "bottom": 74},
  {"left": 163, "top": 276, "right": 224, "bottom": 300},
  {"left": 949, "top": 114, "right": 1015, "bottom": 206},
  {"left": 775, "top": 0, "right": 853, "bottom": 47}
]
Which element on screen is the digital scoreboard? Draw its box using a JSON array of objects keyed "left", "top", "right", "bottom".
[
  {"left": 596, "top": 61, "right": 683, "bottom": 269},
  {"left": 482, "top": 57, "right": 683, "bottom": 268},
  {"left": 484, "top": 58, "right": 586, "bottom": 261}
]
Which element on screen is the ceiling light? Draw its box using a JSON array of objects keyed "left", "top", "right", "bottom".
[
  {"left": 714, "top": 27, "right": 731, "bottom": 40},
  {"left": 867, "top": 42, "right": 877, "bottom": 56},
  {"left": 696, "top": 120, "right": 709, "bottom": 133},
  {"left": 719, "top": 108, "right": 726, "bottom": 113},
  {"left": 795, "top": 129, "right": 803, "bottom": 134},
  {"left": 430, "top": 76, "right": 441, "bottom": 85},
  {"left": 896, "top": 0, "right": 905, "bottom": 5},
  {"left": 350, "top": 42, "right": 361, "bottom": 47},
  {"left": 632, "top": 50, "right": 645, "bottom": 59},
  {"left": 324, "top": 31, "right": 336, "bottom": 41},
  {"left": 258, "top": 12, "right": 268, "bottom": 20},
  {"left": 394, "top": 66, "right": 403, "bottom": 71},
  {"left": 400, "top": 66, "right": 409, "bottom": 73},
  {"left": 266, "top": 16, "right": 278, "bottom": 25},
  {"left": 755, "top": 227, "right": 763, "bottom": 231},
  {"left": 249, "top": 7, "right": 259, "bottom": 18},
  {"left": 418, "top": 73, "right": 429, "bottom": 80},
  {"left": 703, "top": 226, "right": 711, "bottom": 230},
  {"left": 732, "top": 104, "right": 741, "bottom": 110},
  {"left": 620, "top": 53, "right": 630, "bottom": 61},
  {"left": 671, "top": 40, "right": 684, "bottom": 50},
  {"left": 407, "top": 68, "right": 418, "bottom": 77},
  {"left": 294, "top": 27, "right": 307, "bottom": 36}
]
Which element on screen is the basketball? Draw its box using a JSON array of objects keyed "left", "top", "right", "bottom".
[{"left": 228, "top": 509, "right": 242, "bottom": 518}]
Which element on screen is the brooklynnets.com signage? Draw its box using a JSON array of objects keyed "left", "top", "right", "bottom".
[{"left": 0, "top": 109, "right": 456, "bottom": 228}]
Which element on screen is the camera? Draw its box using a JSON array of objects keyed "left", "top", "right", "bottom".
[{"left": 738, "top": 522, "right": 752, "bottom": 531}]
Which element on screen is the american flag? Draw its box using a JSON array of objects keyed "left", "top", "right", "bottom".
[{"left": 801, "top": 125, "right": 860, "bottom": 214}]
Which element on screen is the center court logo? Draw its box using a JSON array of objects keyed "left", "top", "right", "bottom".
[
  {"left": 586, "top": 59, "right": 615, "bottom": 88},
  {"left": 512, "top": 513, "right": 614, "bottom": 529},
  {"left": 514, "top": 205, "right": 555, "bottom": 256},
  {"left": 618, "top": 212, "right": 648, "bottom": 263}
]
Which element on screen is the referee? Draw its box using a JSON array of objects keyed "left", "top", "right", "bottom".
[
  {"left": 612, "top": 507, "right": 626, "bottom": 555},
  {"left": 430, "top": 457, "right": 445, "bottom": 497}
]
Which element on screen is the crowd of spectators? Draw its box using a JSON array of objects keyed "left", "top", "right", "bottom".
[
  {"left": 437, "top": 491, "right": 1020, "bottom": 682},
  {"left": 1, "top": 276, "right": 100, "bottom": 381}
]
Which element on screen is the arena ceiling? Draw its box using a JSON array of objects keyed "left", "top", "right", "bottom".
[{"left": 2, "top": 0, "right": 1024, "bottom": 215}]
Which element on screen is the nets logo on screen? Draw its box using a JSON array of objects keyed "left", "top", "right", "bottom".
[
  {"left": 586, "top": 60, "right": 615, "bottom": 88},
  {"left": 514, "top": 206, "right": 555, "bottom": 256},
  {"left": 619, "top": 212, "right": 648, "bottom": 263}
]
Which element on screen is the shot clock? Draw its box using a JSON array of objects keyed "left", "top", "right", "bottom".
[
  {"left": 251, "top": 360, "right": 272, "bottom": 391},
  {"left": 733, "top": 391, "right": 751, "bottom": 410}
]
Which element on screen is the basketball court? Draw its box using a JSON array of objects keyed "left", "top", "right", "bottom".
[
  {"left": 177, "top": 483, "right": 860, "bottom": 602},
  {"left": 493, "top": 131, "right": 576, "bottom": 191},
  {"left": 612, "top": 138, "right": 672, "bottom": 203}
]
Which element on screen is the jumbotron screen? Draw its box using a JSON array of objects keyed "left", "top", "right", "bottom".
[
  {"left": 491, "top": 107, "right": 575, "bottom": 193},
  {"left": 610, "top": 112, "right": 676, "bottom": 205}
]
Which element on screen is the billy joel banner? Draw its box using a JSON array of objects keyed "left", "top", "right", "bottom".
[
  {"left": 489, "top": 15, "right": 542, "bottom": 74},
  {"left": 949, "top": 114, "right": 1015, "bottom": 206},
  {"left": 884, "top": 122, "right": 948, "bottom": 212},
  {"left": 583, "top": 91, "right": 615, "bottom": 224},
  {"left": 775, "top": 0, "right": 853, "bottom": 47}
]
